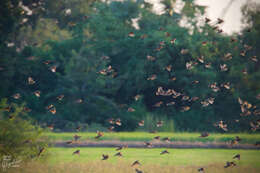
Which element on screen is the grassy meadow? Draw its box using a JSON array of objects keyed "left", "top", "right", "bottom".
[
  {"left": 7, "top": 148, "right": 260, "bottom": 173},
  {"left": 44, "top": 132, "right": 260, "bottom": 144}
]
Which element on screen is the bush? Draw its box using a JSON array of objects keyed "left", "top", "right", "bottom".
[{"left": 0, "top": 99, "right": 48, "bottom": 165}]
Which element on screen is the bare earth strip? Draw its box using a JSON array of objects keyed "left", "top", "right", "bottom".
[{"left": 52, "top": 140, "right": 260, "bottom": 149}]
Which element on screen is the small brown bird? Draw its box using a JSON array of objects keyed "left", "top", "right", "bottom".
[
  {"left": 38, "top": 147, "right": 45, "bottom": 157},
  {"left": 147, "top": 74, "right": 157, "bottom": 80},
  {"left": 235, "top": 136, "right": 242, "bottom": 142},
  {"left": 95, "top": 131, "right": 104, "bottom": 139},
  {"left": 131, "top": 160, "right": 141, "bottom": 167},
  {"left": 135, "top": 169, "right": 143, "bottom": 173},
  {"left": 147, "top": 55, "right": 156, "bottom": 61},
  {"left": 205, "top": 17, "right": 211, "bottom": 23},
  {"left": 160, "top": 150, "right": 170, "bottom": 155},
  {"left": 181, "top": 106, "right": 190, "bottom": 112},
  {"left": 28, "top": 77, "right": 36, "bottom": 85},
  {"left": 34, "top": 90, "right": 41, "bottom": 97},
  {"left": 115, "top": 119, "right": 122, "bottom": 126},
  {"left": 73, "top": 134, "right": 81, "bottom": 141},
  {"left": 13, "top": 93, "right": 21, "bottom": 99},
  {"left": 76, "top": 126, "right": 81, "bottom": 131},
  {"left": 198, "top": 168, "right": 204, "bottom": 173},
  {"left": 128, "top": 32, "right": 135, "bottom": 37},
  {"left": 2, "top": 106, "right": 11, "bottom": 112},
  {"left": 50, "top": 65, "right": 57, "bottom": 72},
  {"left": 114, "top": 152, "right": 122, "bottom": 157},
  {"left": 162, "top": 137, "right": 170, "bottom": 143},
  {"left": 108, "top": 118, "right": 114, "bottom": 124},
  {"left": 66, "top": 141, "right": 73, "bottom": 145},
  {"left": 154, "top": 136, "right": 160, "bottom": 140},
  {"left": 134, "top": 95, "right": 141, "bottom": 101},
  {"left": 72, "top": 150, "right": 80, "bottom": 155},
  {"left": 233, "top": 154, "right": 240, "bottom": 160},
  {"left": 199, "top": 132, "right": 209, "bottom": 138},
  {"left": 49, "top": 107, "right": 56, "bottom": 114},
  {"left": 138, "top": 120, "right": 144, "bottom": 126},
  {"left": 47, "top": 124, "right": 54, "bottom": 130},
  {"left": 156, "top": 121, "right": 163, "bottom": 127},
  {"left": 108, "top": 126, "right": 114, "bottom": 132},
  {"left": 127, "top": 107, "right": 135, "bottom": 112},
  {"left": 144, "top": 142, "right": 152, "bottom": 148},
  {"left": 153, "top": 101, "right": 163, "bottom": 107},
  {"left": 224, "top": 161, "right": 236, "bottom": 168},
  {"left": 217, "top": 18, "right": 224, "bottom": 24},
  {"left": 57, "top": 94, "right": 64, "bottom": 101},
  {"left": 102, "top": 154, "right": 109, "bottom": 160},
  {"left": 231, "top": 139, "right": 238, "bottom": 146}
]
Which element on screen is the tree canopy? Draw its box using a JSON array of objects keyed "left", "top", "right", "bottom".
[{"left": 0, "top": 0, "right": 259, "bottom": 132}]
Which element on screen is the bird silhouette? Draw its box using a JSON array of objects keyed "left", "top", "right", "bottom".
[
  {"left": 199, "top": 132, "right": 209, "bottom": 138},
  {"left": 135, "top": 168, "right": 143, "bottom": 173},
  {"left": 198, "top": 168, "right": 204, "bottom": 173},
  {"left": 224, "top": 161, "right": 236, "bottom": 168},
  {"left": 37, "top": 147, "right": 45, "bottom": 157},
  {"left": 144, "top": 142, "right": 152, "bottom": 148},
  {"left": 72, "top": 150, "right": 80, "bottom": 155},
  {"left": 73, "top": 134, "right": 81, "bottom": 141},
  {"left": 131, "top": 160, "right": 141, "bottom": 167},
  {"left": 160, "top": 150, "right": 170, "bottom": 155},
  {"left": 233, "top": 154, "right": 240, "bottom": 160},
  {"left": 114, "top": 152, "right": 122, "bottom": 157},
  {"left": 102, "top": 154, "right": 109, "bottom": 160}
]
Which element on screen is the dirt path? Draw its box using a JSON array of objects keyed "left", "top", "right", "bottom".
[{"left": 51, "top": 140, "right": 260, "bottom": 149}]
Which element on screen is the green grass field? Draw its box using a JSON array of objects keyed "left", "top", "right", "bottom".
[
  {"left": 48, "top": 147, "right": 260, "bottom": 167},
  {"left": 9, "top": 148, "right": 260, "bottom": 173},
  {"left": 44, "top": 132, "right": 260, "bottom": 144}
]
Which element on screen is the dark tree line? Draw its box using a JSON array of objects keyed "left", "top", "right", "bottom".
[{"left": 0, "top": 0, "right": 260, "bottom": 132}]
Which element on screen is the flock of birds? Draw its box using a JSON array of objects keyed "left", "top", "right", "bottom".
[
  {"left": 1, "top": 3, "right": 260, "bottom": 172},
  {"left": 65, "top": 127, "right": 258, "bottom": 173}
]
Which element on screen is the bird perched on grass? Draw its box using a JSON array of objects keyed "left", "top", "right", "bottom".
[
  {"left": 233, "top": 154, "right": 240, "bottom": 160},
  {"left": 199, "top": 132, "right": 209, "bottom": 138},
  {"left": 162, "top": 137, "right": 170, "bottom": 143},
  {"left": 114, "top": 152, "right": 122, "bottom": 157},
  {"left": 72, "top": 150, "right": 80, "bottom": 155},
  {"left": 198, "top": 167, "right": 204, "bottom": 173},
  {"left": 102, "top": 154, "right": 109, "bottom": 160},
  {"left": 160, "top": 150, "right": 170, "bottom": 155},
  {"left": 224, "top": 161, "right": 236, "bottom": 168},
  {"left": 38, "top": 147, "right": 45, "bottom": 157},
  {"left": 66, "top": 141, "right": 73, "bottom": 145},
  {"left": 154, "top": 136, "right": 160, "bottom": 140},
  {"left": 95, "top": 131, "right": 104, "bottom": 139},
  {"left": 73, "top": 134, "right": 81, "bottom": 141},
  {"left": 144, "top": 142, "right": 152, "bottom": 148},
  {"left": 135, "top": 168, "right": 143, "bottom": 173}
]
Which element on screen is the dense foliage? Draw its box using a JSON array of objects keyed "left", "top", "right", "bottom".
[
  {"left": 0, "top": 99, "right": 48, "bottom": 163},
  {"left": 0, "top": 0, "right": 259, "bottom": 132}
]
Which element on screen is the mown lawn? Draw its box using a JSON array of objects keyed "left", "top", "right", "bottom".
[
  {"left": 44, "top": 132, "right": 260, "bottom": 144},
  {"left": 48, "top": 147, "right": 260, "bottom": 168},
  {"left": 9, "top": 148, "right": 260, "bottom": 173}
]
